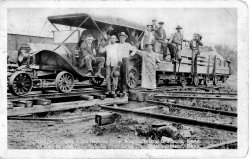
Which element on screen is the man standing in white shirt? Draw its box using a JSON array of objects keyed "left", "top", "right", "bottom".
[
  {"left": 117, "top": 32, "right": 137, "bottom": 94},
  {"left": 99, "top": 35, "right": 120, "bottom": 97}
]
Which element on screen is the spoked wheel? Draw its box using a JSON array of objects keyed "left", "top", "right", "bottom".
[
  {"left": 126, "top": 67, "right": 139, "bottom": 88},
  {"left": 55, "top": 71, "right": 74, "bottom": 93},
  {"left": 89, "top": 77, "right": 104, "bottom": 86},
  {"left": 179, "top": 75, "right": 187, "bottom": 87},
  {"left": 193, "top": 75, "right": 199, "bottom": 86},
  {"left": 213, "top": 76, "right": 219, "bottom": 86},
  {"left": 204, "top": 75, "right": 209, "bottom": 86},
  {"left": 9, "top": 71, "right": 33, "bottom": 96}
]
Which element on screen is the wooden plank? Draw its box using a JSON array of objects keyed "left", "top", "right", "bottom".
[
  {"left": 133, "top": 106, "right": 159, "bottom": 111},
  {"left": 35, "top": 99, "right": 51, "bottom": 105},
  {"left": 80, "top": 95, "right": 94, "bottom": 101},
  {"left": 12, "top": 100, "right": 33, "bottom": 108},
  {"left": 8, "top": 97, "right": 128, "bottom": 117},
  {"left": 92, "top": 94, "right": 106, "bottom": 100}
]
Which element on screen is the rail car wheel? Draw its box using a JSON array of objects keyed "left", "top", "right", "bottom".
[
  {"left": 179, "top": 75, "right": 187, "bottom": 87},
  {"left": 156, "top": 74, "right": 161, "bottom": 87},
  {"left": 55, "top": 71, "right": 74, "bottom": 93},
  {"left": 9, "top": 71, "right": 33, "bottom": 96},
  {"left": 193, "top": 75, "right": 199, "bottom": 86},
  {"left": 89, "top": 77, "right": 104, "bottom": 86},
  {"left": 204, "top": 75, "right": 209, "bottom": 86},
  {"left": 127, "top": 67, "right": 139, "bottom": 88},
  {"left": 213, "top": 76, "right": 218, "bottom": 86},
  {"left": 187, "top": 78, "right": 193, "bottom": 85},
  {"left": 163, "top": 79, "right": 170, "bottom": 85}
]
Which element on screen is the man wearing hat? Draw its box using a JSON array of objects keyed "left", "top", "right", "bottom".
[
  {"left": 152, "top": 19, "right": 158, "bottom": 31},
  {"left": 117, "top": 32, "right": 137, "bottom": 94},
  {"left": 79, "top": 34, "right": 105, "bottom": 78},
  {"left": 154, "top": 21, "right": 169, "bottom": 59},
  {"left": 170, "top": 25, "right": 187, "bottom": 61},
  {"left": 189, "top": 33, "right": 203, "bottom": 55},
  {"left": 142, "top": 24, "right": 155, "bottom": 49},
  {"left": 99, "top": 35, "right": 120, "bottom": 97},
  {"left": 189, "top": 33, "right": 203, "bottom": 75}
]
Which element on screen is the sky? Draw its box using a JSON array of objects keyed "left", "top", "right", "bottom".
[{"left": 8, "top": 8, "right": 237, "bottom": 49}]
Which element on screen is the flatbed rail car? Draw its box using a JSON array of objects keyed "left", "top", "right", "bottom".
[
  {"left": 125, "top": 46, "right": 232, "bottom": 88},
  {"left": 7, "top": 13, "right": 145, "bottom": 96}
]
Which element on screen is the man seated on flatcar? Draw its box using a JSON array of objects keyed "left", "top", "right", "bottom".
[
  {"left": 79, "top": 34, "right": 105, "bottom": 78},
  {"left": 154, "top": 21, "right": 169, "bottom": 60},
  {"left": 170, "top": 25, "right": 188, "bottom": 62},
  {"left": 141, "top": 24, "right": 155, "bottom": 50}
]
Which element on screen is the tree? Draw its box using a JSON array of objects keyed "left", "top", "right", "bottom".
[{"left": 214, "top": 44, "right": 237, "bottom": 74}]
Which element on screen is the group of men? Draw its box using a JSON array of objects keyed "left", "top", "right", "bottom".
[
  {"left": 78, "top": 20, "right": 203, "bottom": 96},
  {"left": 144, "top": 19, "right": 203, "bottom": 62},
  {"left": 78, "top": 32, "right": 136, "bottom": 97}
]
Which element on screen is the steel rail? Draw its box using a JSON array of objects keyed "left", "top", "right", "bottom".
[
  {"left": 154, "top": 94, "right": 237, "bottom": 101},
  {"left": 156, "top": 91, "right": 237, "bottom": 96},
  {"left": 100, "top": 105, "right": 237, "bottom": 132},
  {"left": 147, "top": 100, "right": 237, "bottom": 117}
]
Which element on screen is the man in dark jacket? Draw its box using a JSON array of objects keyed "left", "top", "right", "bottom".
[
  {"left": 79, "top": 34, "right": 105, "bottom": 78},
  {"left": 154, "top": 21, "right": 169, "bottom": 59}
]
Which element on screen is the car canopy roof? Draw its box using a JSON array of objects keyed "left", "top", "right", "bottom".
[{"left": 47, "top": 13, "right": 145, "bottom": 33}]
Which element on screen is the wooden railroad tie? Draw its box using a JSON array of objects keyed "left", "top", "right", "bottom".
[{"left": 8, "top": 97, "right": 128, "bottom": 117}]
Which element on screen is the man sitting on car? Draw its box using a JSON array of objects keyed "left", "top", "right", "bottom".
[{"left": 79, "top": 34, "right": 105, "bottom": 78}]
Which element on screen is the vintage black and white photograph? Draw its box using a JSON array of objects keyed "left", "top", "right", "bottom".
[{"left": 0, "top": 0, "right": 249, "bottom": 158}]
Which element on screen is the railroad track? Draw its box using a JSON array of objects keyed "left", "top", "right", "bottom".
[
  {"left": 100, "top": 105, "right": 237, "bottom": 132},
  {"left": 154, "top": 94, "right": 237, "bottom": 101},
  {"left": 152, "top": 91, "right": 237, "bottom": 96},
  {"left": 131, "top": 85, "right": 235, "bottom": 93},
  {"left": 7, "top": 89, "right": 105, "bottom": 102},
  {"left": 147, "top": 100, "right": 237, "bottom": 117}
]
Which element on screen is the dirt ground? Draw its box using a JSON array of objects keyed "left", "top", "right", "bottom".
[{"left": 8, "top": 101, "right": 237, "bottom": 149}]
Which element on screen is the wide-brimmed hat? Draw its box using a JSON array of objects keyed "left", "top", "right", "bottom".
[
  {"left": 146, "top": 24, "right": 153, "bottom": 27},
  {"left": 118, "top": 32, "right": 128, "bottom": 38},
  {"left": 158, "top": 21, "right": 164, "bottom": 25},
  {"left": 176, "top": 25, "right": 183, "bottom": 30}
]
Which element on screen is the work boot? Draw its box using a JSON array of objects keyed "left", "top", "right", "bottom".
[
  {"left": 85, "top": 71, "right": 93, "bottom": 77},
  {"left": 111, "top": 91, "right": 117, "bottom": 98}
]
